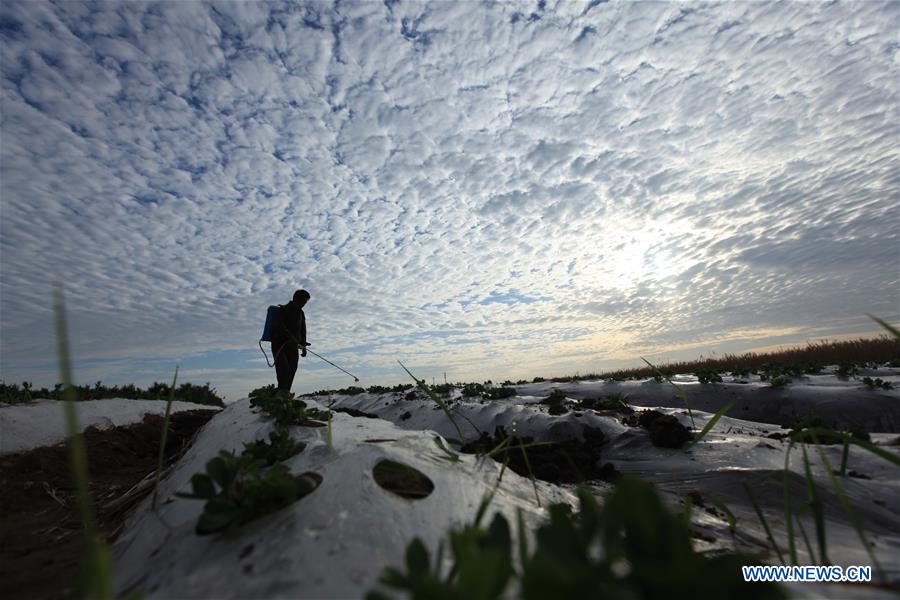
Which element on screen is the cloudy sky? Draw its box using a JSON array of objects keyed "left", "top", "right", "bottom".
[{"left": 1, "top": 0, "right": 898, "bottom": 401}]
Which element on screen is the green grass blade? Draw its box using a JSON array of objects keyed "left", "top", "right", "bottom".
[
  {"left": 742, "top": 479, "right": 784, "bottom": 565},
  {"left": 433, "top": 436, "right": 460, "bottom": 462},
  {"left": 682, "top": 493, "right": 693, "bottom": 529},
  {"left": 641, "top": 357, "right": 695, "bottom": 429},
  {"left": 684, "top": 401, "right": 734, "bottom": 451},
  {"left": 809, "top": 431, "right": 884, "bottom": 577},
  {"left": 783, "top": 440, "right": 798, "bottom": 565},
  {"left": 512, "top": 424, "right": 540, "bottom": 508},
  {"left": 326, "top": 415, "right": 334, "bottom": 451},
  {"left": 801, "top": 444, "right": 829, "bottom": 565},
  {"left": 487, "top": 435, "right": 512, "bottom": 458},
  {"left": 839, "top": 439, "right": 849, "bottom": 478},
  {"left": 398, "top": 360, "right": 463, "bottom": 442},
  {"left": 704, "top": 492, "right": 737, "bottom": 531},
  {"left": 868, "top": 314, "right": 900, "bottom": 340},
  {"left": 54, "top": 287, "right": 114, "bottom": 600},
  {"left": 795, "top": 513, "right": 816, "bottom": 564},
  {"left": 516, "top": 507, "right": 528, "bottom": 575},
  {"left": 152, "top": 366, "right": 179, "bottom": 510},
  {"left": 475, "top": 455, "right": 509, "bottom": 527},
  {"left": 803, "top": 427, "right": 900, "bottom": 467}
]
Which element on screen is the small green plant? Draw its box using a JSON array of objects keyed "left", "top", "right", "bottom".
[
  {"left": 369, "top": 479, "right": 784, "bottom": 600},
  {"left": 338, "top": 385, "right": 367, "bottom": 395},
  {"left": 433, "top": 383, "right": 455, "bottom": 397},
  {"left": 242, "top": 427, "right": 307, "bottom": 466},
  {"left": 861, "top": 376, "right": 894, "bottom": 390},
  {"left": 461, "top": 382, "right": 485, "bottom": 397},
  {"left": 694, "top": 368, "right": 723, "bottom": 384},
  {"left": 582, "top": 394, "right": 631, "bottom": 412},
  {"left": 542, "top": 389, "right": 566, "bottom": 405},
  {"left": 836, "top": 362, "right": 859, "bottom": 378},
  {"left": 0, "top": 380, "right": 35, "bottom": 404},
  {"left": 484, "top": 386, "right": 517, "bottom": 400},
  {"left": 248, "top": 385, "right": 331, "bottom": 425},
  {"left": 0, "top": 378, "right": 223, "bottom": 406},
  {"left": 176, "top": 450, "right": 317, "bottom": 534},
  {"left": 769, "top": 375, "right": 792, "bottom": 388}
]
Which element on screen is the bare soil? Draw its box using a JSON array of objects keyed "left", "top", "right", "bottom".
[{"left": 0, "top": 409, "right": 217, "bottom": 600}]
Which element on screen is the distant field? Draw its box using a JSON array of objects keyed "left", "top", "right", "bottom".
[
  {"left": 544, "top": 336, "right": 900, "bottom": 383},
  {"left": 308, "top": 335, "right": 900, "bottom": 397}
]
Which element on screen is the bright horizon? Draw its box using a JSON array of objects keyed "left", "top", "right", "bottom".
[{"left": 1, "top": 1, "right": 898, "bottom": 402}]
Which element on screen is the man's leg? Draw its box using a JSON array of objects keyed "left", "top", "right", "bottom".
[
  {"left": 274, "top": 343, "right": 290, "bottom": 391},
  {"left": 275, "top": 346, "right": 299, "bottom": 392},
  {"left": 283, "top": 347, "right": 299, "bottom": 391}
]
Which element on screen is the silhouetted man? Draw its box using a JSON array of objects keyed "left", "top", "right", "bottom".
[{"left": 272, "top": 289, "right": 309, "bottom": 392}]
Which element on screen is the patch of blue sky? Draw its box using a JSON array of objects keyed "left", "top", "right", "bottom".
[{"left": 476, "top": 289, "right": 547, "bottom": 306}]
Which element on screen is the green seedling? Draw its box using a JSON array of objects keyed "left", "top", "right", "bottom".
[
  {"left": 368, "top": 513, "right": 514, "bottom": 600},
  {"left": 152, "top": 366, "right": 179, "bottom": 510},
  {"left": 769, "top": 375, "right": 792, "bottom": 388},
  {"left": 0, "top": 378, "right": 222, "bottom": 406},
  {"left": 461, "top": 382, "right": 485, "bottom": 397},
  {"left": 484, "top": 386, "right": 517, "bottom": 400},
  {"left": 861, "top": 376, "right": 894, "bottom": 390},
  {"left": 242, "top": 427, "right": 307, "bottom": 466},
  {"left": 836, "top": 362, "right": 859, "bottom": 378},
  {"left": 249, "top": 385, "right": 331, "bottom": 426},
  {"left": 176, "top": 450, "right": 317, "bottom": 534},
  {"left": 371, "top": 478, "right": 783, "bottom": 600},
  {"left": 694, "top": 368, "right": 723, "bottom": 384},
  {"left": 584, "top": 394, "right": 629, "bottom": 411}
]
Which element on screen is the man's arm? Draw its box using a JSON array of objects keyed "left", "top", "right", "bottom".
[{"left": 299, "top": 310, "right": 307, "bottom": 356}]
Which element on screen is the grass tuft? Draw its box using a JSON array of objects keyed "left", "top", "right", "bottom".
[
  {"left": 152, "top": 366, "right": 178, "bottom": 510},
  {"left": 398, "top": 360, "right": 464, "bottom": 443},
  {"left": 54, "top": 287, "right": 115, "bottom": 600}
]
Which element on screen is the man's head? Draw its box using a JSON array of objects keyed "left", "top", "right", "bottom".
[{"left": 293, "top": 289, "right": 310, "bottom": 307}]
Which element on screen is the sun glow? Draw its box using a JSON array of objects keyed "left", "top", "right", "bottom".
[{"left": 601, "top": 219, "right": 692, "bottom": 289}]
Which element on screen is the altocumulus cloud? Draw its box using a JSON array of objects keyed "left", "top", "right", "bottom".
[{"left": 1, "top": 0, "right": 897, "bottom": 399}]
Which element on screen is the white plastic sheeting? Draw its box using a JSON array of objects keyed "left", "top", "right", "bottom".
[
  {"left": 108, "top": 371, "right": 900, "bottom": 599},
  {"left": 0, "top": 398, "right": 220, "bottom": 455},
  {"left": 323, "top": 379, "right": 900, "bottom": 598},
  {"left": 112, "top": 398, "right": 575, "bottom": 599}
]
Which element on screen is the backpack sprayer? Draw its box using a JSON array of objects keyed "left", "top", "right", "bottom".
[{"left": 259, "top": 305, "right": 360, "bottom": 382}]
